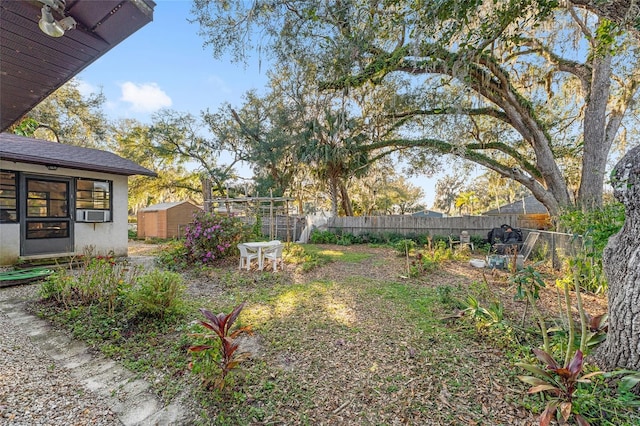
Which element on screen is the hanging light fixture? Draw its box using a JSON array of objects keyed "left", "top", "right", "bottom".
[{"left": 38, "top": 0, "right": 76, "bottom": 38}]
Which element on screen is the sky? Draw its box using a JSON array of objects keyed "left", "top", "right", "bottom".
[{"left": 76, "top": 0, "right": 452, "bottom": 209}]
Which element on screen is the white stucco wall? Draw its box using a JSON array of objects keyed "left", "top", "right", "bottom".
[
  {"left": 74, "top": 173, "right": 128, "bottom": 258},
  {"left": 0, "top": 223, "right": 20, "bottom": 265},
  {"left": 0, "top": 161, "right": 129, "bottom": 265}
]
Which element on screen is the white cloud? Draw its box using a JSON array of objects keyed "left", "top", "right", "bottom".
[
  {"left": 75, "top": 79, "right": 99, "bottom": 97},
  {"left": 119, "top": 82, "right": 172, "bottom": 112}
]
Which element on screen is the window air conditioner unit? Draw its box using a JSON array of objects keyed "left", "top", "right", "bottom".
[{"left": 76, "top": 209, "right": 110, "bottom": 222}]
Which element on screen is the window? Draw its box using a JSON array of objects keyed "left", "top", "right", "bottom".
[
  {"left": 26, "top": 179, "right": 68, "bottom": 218},
  {"left": 26, "top": 221, "right": 69, "bottom": 239},
  {"left": 0, "top": 171, "right": 18, "bottom": 223},
  {"left": 76, "top": 179, "right": 111, "bottom": 210}
]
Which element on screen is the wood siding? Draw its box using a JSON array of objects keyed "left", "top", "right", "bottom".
[{"left": 137, "top": 202, "right": 202, "bottom": 239}]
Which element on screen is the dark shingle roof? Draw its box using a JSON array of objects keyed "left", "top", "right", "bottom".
[
  {"left": 0, "top": 133, "right": 157, "bottom": 177},
  {"left": 483, "top": 195, "right": 548, "bottom": 215}
]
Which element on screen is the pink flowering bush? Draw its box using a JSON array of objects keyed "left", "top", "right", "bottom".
[{"left": 183, "top": 212, "right": 252, "bottom": 264}]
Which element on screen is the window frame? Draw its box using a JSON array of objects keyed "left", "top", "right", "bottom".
[
  {"left": 75, "top": 178, "right": 112, "bottom": 211},
  {"left": 0, "top": 170, "right": 18, "bottom": 223}
]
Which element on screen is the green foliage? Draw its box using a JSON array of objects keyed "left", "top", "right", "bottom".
[
  {"left": 155, "top": 240, "right": 190, "bottom": 271},
  {"left": 284, "top": 244, "right": 333, "bottom": 272},
  {"left": 604, "top": 370, "right": 640, "bottom": 394},
  {"left": 511, "top": 265, "right": 546, "bottom": 301},
  {"left": 184, "top": 212, "right": 252, "bottom": 264},
  {"left": 555, "top": 204, "right": 620, "bottom": 292},
  {"left": 517, "top": 349, "right": 603, "bottom": 426},
  {"left": 40, "top": 253, "right": 138, "bottom": 314},
  {"left": 130, "top": 270, "right": 186, "bottom": 319},
  {"left": 461, "top": 296, "right": 505, "bottom": 328},
  {"left": 189, "top": 303, "right": 253, "bottom": 390},
  {"left": 558, "top": 203, "right": 624, "bottom": 254},
  {"left": 510, "top": 265, "right": 550, "bottom": 352},
  {"left": 394, "top": 239, "right": 417, "bottom": 256},
  {"left": 309, "top": 229, "right": 338, "bottom": 244}
]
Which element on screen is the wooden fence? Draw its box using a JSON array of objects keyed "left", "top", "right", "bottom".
[{"left": 326, "top": 214, "right": 539, "bottom": 239}]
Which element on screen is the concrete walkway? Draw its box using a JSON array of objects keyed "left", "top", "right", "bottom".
[{"left": 0, "top": 295, "right": 189, "bottom": 425}]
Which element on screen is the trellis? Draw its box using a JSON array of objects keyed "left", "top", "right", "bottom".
[{"left": 203, "top": 192, "right": 298, "bottom": 242}]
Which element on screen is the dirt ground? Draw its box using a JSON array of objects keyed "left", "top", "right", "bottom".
[{"left": 125, "top": 240, "right": 611, "bottom": 425}]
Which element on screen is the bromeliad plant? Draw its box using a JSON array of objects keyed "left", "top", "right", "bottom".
[
  {"left": 188, "top": 302, "right": 253, "bottom": 390},
  {"left": 517, "top": 349, "right": 602, "bottom": 426}
]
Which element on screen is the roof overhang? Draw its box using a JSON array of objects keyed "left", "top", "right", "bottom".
[
  {"left": 0, "top": 133, "right": 157, "bottom": 177},
  {"left": 0, "top": 0, "right": 155, "bottom": 132}
]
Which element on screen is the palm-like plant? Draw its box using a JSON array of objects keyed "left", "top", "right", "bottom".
[
  {"left": 189, "top": 302, "right": 253, "bottom": 390},
  {"left": 517, "top": 349, "right": 602, "bottom": 426}
]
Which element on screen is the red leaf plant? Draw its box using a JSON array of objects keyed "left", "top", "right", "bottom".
[
  {"left": 188, "top": 302, "right": 253, "bottom": 390},
  {"left": 517, "top": 349, "right": 602, "bottom": 426}
]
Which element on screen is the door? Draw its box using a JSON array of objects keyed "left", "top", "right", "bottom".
[{"left": 21, "top": 177, "right": 74, "bottom": 256}]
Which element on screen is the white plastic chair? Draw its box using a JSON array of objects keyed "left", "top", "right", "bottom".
[
  {"left": 450, "top": 231, "right": 474, "bottom": 251},
  {"left": 262, "top": 243, "right": 284, "bottom": 271},
  {"left": 238, "top": 243, "right": 259, "bottom": 270}
]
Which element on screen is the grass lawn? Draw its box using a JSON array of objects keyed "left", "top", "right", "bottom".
[{"left": 34, "top": 242, "right": 637, "bottom": 425}]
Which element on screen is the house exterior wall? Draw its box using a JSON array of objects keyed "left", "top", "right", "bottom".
[
  {"left": 0, "top": 161, "right": 129, "bottom": 265},
  {"left": 75, "top": 174, "right": 128, "bottom": 257},
  {"left": 0, "top": 222, "right": 19, "bottom": 265}
]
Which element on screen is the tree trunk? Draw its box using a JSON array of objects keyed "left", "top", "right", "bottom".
[
  {"left": 570, "top": 0, "right": 640, "bottom": 36},
  {"left": 595, "top": 145, "right": 640, "bottom": 371},
  {"left": 578, "top": 51, "right": 613, "bottom": 210},
  {"left": 339, "top": 180, "right": 354, "bottom": 216},
  {"left": 329, "top": 175, "right": 339, "bottom": 217}
]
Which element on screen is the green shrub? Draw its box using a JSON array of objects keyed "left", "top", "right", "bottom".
[
  {"left": 130, "top": 270, "right": 186, "bottom": 319},
  {"left": 40, "top": 253, "right": 138, "bottom": 315},
  {"left": 309, "top": 229, "right": 338, "bottom": 244},
  {"left": 558, "top": 203, "right": 624, "bottom": 254},
  {"left": 184, "top": 212, "right": 252, "bottom": 264},
  {"left": 394, "top": 239, "right": 417, "bottom": 256},
  {"left": 156, "top": 240, "right": 190, "bottom": 271},
  {"left": 556, "top": 204, "right": 624, "bottom": 294}
]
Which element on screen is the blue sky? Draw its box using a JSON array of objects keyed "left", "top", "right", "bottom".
[
  {"left": 77, "top": 1, "right": 268, "bottom": 121},
  {"left": 77, "top": 0, "right": 446, "bottom": 208}
]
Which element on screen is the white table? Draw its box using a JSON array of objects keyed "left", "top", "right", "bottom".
[{"left": 243, "top": 241, "right": 280, "bottom": 270}]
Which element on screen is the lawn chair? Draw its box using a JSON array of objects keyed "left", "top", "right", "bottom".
[
  {"left": 450, "top": 231, "right": 474, "bottom": 251},
  {"left": 238, "top": 243, "right": 259, "bottom": 270},
  {"left": 519, "top": 232, "right": 540, "bottom": 262},
  {"left": 262, "top": 243, "right": 285, "bottom": 271}
]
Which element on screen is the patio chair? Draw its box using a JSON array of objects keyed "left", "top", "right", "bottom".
[
  {"left": 519, "top": 231, "right": 540, "bottom": 262},
  {"left": 262, "top": 243, "right": 285, "bottom": 271},
  {"left": 238, "top": 243, "right": 259, "bottom": 270},
  {"left": 450, "top": 231, "right": 474, "bottom": 251}
]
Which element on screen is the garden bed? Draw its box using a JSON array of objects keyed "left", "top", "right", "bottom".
[{"left": 32, "top": 242, "right": 637, "bottom": 425}]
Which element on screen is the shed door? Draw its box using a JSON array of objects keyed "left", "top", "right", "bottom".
[{"left": 21, "top": 177, "right": 74, "bottom": 256}]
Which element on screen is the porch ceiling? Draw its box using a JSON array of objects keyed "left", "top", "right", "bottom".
[{"left": 0, "top": 0, "right": 155, "bottom": 132}]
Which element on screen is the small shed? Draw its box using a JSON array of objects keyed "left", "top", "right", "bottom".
[
  {"left": 482, "top": 195, "right": 551, "bottom": 229},
  {"left": 137, "top": 201, "right": 202, "bottom": 239}
]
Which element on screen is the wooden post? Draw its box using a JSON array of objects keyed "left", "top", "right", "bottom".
[
  {"left": 201, "top": 177, "right": 211, "bottom": 213},
  {"left": 269, "top": 190, "right": 274, "bottom": 240}
]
